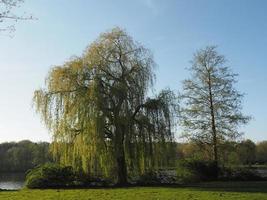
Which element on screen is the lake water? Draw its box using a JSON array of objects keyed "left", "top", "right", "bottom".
[{"left": 0, "top": 173, "right": 25, "bottom": 190}]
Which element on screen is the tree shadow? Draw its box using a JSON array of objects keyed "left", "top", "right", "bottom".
[{"left": 184, "top": 181, "right": 267, "bottom": 194}]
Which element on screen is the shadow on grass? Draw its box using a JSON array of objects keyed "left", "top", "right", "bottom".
[
  {"left": 183, "top": 181, "right": 267, "bottom": 194},
  {"left": 2, "top": 181, "right": 267, "bottom": 194},
  {"left": 104, "top": 181, "right": 267, "bottom": 194}
]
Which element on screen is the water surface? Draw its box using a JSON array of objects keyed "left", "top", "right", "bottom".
[{"left": 0, "top": 173, "right": 25, "bottom": 190}]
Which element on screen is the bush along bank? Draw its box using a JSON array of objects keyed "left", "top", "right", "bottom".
[
  {"left": 25, "top": 161, "right": 267, "bottom": 189},
  {"left": 25, "top": 163, "right": 112, "bottom": 189}
]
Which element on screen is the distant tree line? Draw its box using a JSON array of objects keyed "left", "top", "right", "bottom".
[
  {"left": 177, "top": 140, "right": 267, "bottom": 166},
  {"left": 0, "top": 139, "right": 266, "bottom": 173},
  {"left": 0, "top": 140, "right": 51, "bottom": 172}
]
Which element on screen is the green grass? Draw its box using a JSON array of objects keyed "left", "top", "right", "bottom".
[{"left": 1, "top": 182, "right": 267, "bottom": 200}]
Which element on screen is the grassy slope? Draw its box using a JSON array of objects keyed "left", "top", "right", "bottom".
[{"left": 1, "top": 182, "right": 267, "bottom": 200}]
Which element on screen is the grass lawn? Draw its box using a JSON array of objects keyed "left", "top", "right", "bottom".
[{"left": 0, "top": 182, "right": 267, "bottom": 200}]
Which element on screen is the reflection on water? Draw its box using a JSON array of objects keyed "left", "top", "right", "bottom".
[{"left": 0, "top": 173, "right": 25, "bottom": 190}]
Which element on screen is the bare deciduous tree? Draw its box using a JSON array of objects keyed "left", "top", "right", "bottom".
[{"left": 180, "top": 46, "right": 250, "bottom": 176}]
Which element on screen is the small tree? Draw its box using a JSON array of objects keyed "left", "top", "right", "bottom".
[
  {"left": 237, "top": 139, "right": 256, "bottom": 165},
  {"left": 256, "top": 141, "right": 267, "bottom": 164},
  {"left": 180, "top": 46, "right": 250, "bottom": 175}
]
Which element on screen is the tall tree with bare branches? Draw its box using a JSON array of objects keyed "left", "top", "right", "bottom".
[{"left": 180, "top": 46, "right": 250, "bottom": 176}]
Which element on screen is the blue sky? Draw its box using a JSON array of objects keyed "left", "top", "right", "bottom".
[{"left": 0, "top": 0, "right": 266, "bottom": 142}]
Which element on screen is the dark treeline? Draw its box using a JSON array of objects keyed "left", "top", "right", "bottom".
[
  {"left": 0, "top": 140, "right": 51, "bottom": 172},
  {"left": 0, "top": 139, "right": 266, "bottom": 173},
  {"left": 177, "top": 140, "right": 267, "bottom": 166}
]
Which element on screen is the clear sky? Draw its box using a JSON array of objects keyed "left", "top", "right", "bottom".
[{"left": 0, "top": 0, "right": 266, "bottom": 142}]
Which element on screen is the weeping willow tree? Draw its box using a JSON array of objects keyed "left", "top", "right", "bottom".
[{"left": 33, "top": 27, "right": 177, "bottom": 185}]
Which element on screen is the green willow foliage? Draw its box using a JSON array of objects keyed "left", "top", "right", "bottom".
[{"left": 33, "top": 28, "right": 177, "bottom": 184}]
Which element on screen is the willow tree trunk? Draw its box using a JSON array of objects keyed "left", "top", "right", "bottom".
[{"left": 114, "top": 126, "right": 128, "bottom": 185}]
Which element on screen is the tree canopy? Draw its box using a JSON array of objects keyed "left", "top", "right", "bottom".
[{"left": 34, "top": 27, "right": 177, "bottom": 184}]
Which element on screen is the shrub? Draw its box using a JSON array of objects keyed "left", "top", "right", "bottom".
[
  {"left": 136, "top": 171, "right": 159, "bottom": 185},
  {"left": 25, "top": 163, "right": 75, "bottom": 189},
  {"left": 137, "top": 170, "right": 177, "bottom": 186},
  {"left": 176, "top": 164, "right": 199, "bottom": 183},
  {"left": 73, "top": 172, "right": 112, "bottom": 187},
  {"left": 220, "top": 167, "right": 264, "bottom": 181},
  {"left": 25, "top": 163, "right": 114, "bottom": 189},
  {"left": 176, "top": 159, "right": 218, "bottom": 183}
]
